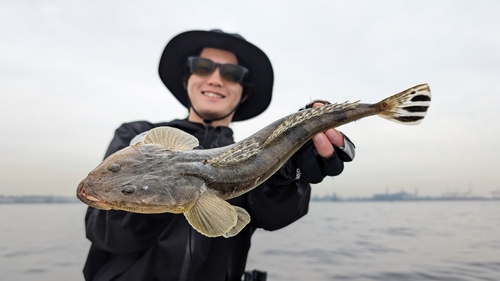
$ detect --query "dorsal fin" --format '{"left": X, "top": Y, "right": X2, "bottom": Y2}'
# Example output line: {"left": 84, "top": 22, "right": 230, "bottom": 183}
{"left": 208, "top": 138, "right": 260, "bottom": 167}
{"left": 143, "top": 126, "right": 199, "bottom": 151}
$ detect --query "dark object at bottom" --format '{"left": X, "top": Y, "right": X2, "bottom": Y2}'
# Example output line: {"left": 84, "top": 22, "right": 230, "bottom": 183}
{"left": 243, "top": 269, "right": 267, "bottom": 281}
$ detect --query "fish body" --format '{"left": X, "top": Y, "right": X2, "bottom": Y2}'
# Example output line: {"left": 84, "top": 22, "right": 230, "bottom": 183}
{"left": 78, "top": 84, "right": 431, "bottom": 237}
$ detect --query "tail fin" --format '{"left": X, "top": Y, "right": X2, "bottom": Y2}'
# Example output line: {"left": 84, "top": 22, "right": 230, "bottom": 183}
{"left": 377, "top": 84, "right": 431, "bottom": 125}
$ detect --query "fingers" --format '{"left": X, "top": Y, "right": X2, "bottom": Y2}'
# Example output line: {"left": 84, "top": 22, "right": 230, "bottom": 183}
{"left": 324, "top": 128, "right": 344, "bottom": 148}
{"left": 313, "top": 133, "right": 335, "bottom": 158}
{"left": 312, "top": 102, "right": 324, "bottom": 108}
{"left": 311, "top": 102, "right": 344, "bottom": 158}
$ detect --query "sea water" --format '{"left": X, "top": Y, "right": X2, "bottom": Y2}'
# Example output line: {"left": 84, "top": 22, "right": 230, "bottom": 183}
{"left": 1, "top": 201, "right": 499, "bottom": 281}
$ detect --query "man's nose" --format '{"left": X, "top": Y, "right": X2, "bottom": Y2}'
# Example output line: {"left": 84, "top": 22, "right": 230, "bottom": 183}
{"left": 206, "top": 66, "right": 224, "bottom": 86}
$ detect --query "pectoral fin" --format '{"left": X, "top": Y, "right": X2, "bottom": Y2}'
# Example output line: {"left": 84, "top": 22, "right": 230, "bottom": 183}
{"left": 184, "top": 191, "right": 238, "bottom": 237}
{"left": 223, "top": 206, "right": 251, "bottom": 238}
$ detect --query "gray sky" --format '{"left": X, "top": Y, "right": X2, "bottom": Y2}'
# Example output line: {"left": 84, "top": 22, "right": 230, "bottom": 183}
{"left": 1, "top": 0, "right": 499, "bottom": 198}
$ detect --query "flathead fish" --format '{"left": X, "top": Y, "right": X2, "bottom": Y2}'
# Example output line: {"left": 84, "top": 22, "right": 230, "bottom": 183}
{"left": 77, "top": 84, "right": 431, "bottom": 237}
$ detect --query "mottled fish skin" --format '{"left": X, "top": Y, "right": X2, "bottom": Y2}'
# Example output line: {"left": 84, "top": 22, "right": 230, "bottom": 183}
{"left": 77, "top": 84, "right": 431, "bottom": 237}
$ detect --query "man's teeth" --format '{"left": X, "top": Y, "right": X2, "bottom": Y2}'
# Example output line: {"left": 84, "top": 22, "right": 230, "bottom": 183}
{"left": 203, "top": 92, "right": 224, "bottom": 98}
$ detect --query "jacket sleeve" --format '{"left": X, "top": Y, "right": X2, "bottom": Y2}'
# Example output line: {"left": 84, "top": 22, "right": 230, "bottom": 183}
{"left": 85, "top": 121, "right": 167, "bottom": 253}
{"left": 245, "top": 171, "right": 311, "bottom": 231}
{"left": 244, "top": 133, "right": 355, "bottom": 230}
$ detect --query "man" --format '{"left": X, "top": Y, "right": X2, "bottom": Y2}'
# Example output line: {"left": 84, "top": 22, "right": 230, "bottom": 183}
{"left": 83, "top": 29, "right": 355, "bottom": 281}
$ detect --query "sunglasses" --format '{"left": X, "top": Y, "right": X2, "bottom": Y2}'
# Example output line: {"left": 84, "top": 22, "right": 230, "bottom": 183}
{"left": 187, "top": 57, "right": 249, "bottom": 83}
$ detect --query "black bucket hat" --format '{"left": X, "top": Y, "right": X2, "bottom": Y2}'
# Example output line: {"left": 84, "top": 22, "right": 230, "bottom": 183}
{"left": 158, "top": 29, "right": 274, "bottom": 121}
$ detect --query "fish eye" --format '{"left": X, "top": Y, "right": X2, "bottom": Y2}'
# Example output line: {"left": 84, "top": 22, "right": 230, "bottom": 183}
{"left": 121, "top": 185, "right": 136, "bottom": 195}
{"left": 108, "top": 164, "right": 121, "bottom": 173}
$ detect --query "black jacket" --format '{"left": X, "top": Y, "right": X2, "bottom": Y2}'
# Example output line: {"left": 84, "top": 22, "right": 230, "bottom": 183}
{"left": 83, "top": 119, "right": 353, "bottom": 281}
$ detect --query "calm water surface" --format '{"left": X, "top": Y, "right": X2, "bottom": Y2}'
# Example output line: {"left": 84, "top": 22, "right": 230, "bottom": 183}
{"left": 1, "top": 201, "right": 499, "bottom": 281}
{"left": 248, "top": 201, "right": 500, "bottom": 281}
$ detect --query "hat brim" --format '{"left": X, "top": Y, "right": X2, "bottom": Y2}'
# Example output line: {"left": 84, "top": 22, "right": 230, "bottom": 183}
{"left": 158, "top": 30, "right": 274, "bottom": 121}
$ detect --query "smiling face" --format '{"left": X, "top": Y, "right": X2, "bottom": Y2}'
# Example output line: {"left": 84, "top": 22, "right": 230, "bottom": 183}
{"left": 186, "top": 48, "right": 244, "bottom": 126}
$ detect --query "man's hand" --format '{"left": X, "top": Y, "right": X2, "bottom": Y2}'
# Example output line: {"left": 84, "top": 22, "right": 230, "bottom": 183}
{"left": 311, "top": 102, "right": 345, "bottom": 158}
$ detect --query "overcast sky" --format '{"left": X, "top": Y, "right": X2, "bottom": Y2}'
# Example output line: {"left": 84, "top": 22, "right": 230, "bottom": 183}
{"left": 1, "top": 0, "right": 499, "bottom": 198}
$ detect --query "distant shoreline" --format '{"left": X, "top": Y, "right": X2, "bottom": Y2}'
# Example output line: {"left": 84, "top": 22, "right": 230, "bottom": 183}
{"left": 312, "top": 197, "right": 500, "bottom": 202}
{"left": 1, "top": 194, "right": 498, "bottom": 204}
{"left": 0, "top": 195, "right": 80, "bottom": 204}
{"left": 313, "top": 190, "right": 500, "bottom": 202}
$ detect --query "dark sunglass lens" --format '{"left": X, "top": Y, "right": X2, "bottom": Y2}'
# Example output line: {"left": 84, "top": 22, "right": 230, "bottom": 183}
{"left": 220, "top": 64, "right": 244, "bottom": 83}
{"left": 191, "top": 58, "right": 215, "bottom": 76}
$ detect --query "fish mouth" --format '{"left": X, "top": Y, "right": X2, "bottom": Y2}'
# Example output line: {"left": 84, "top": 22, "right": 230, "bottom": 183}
{"left": 77, "top": 180, "right": 111, "bottom": 210}
{"left": 76, "top": 180, "right": 168, "bottom": 213}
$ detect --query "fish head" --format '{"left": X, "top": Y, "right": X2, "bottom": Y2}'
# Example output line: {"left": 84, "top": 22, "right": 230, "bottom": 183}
{"left": 77, "top": 143, "right": 202, "bottom": 214}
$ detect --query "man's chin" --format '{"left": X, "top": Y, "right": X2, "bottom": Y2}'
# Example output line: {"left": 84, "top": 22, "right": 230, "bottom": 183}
{"left": 194, "top": 108, "right": 234, "bottom": 120}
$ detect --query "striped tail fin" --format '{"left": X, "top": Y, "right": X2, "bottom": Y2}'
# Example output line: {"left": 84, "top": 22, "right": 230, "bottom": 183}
{"left": 377, "top": 84, "right": 431, "bottom": 125}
